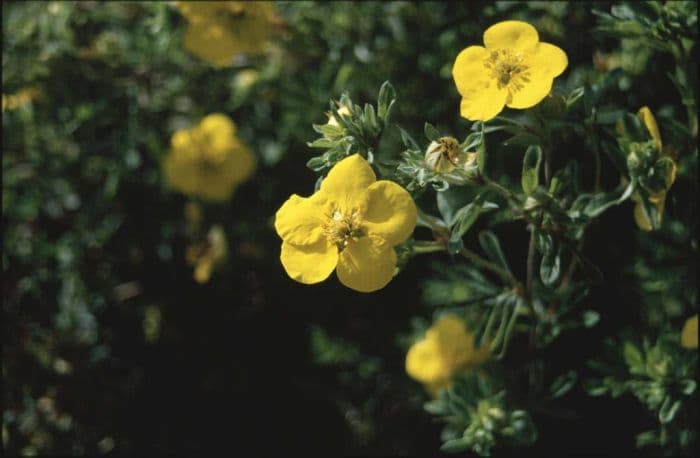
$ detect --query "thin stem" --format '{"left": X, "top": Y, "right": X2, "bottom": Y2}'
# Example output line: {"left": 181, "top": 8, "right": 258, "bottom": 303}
{"left": 459, "top": 247, "right": 517, "bottom": 286}
{"left": 483, "top": 177, "right": 522, "bottom": 207}
{"left": 411, "top": 240, "right": 446, "bottom": 255}
{"left": 544, "top": 146, "right": 552, "bottom": 187}
{"left": 525, "top": 227, "right": 537, "bottom": 294}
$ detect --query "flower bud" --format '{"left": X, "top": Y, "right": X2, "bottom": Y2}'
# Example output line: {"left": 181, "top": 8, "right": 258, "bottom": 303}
{"left": 326, "top": 105, "right": 352, "bottom": 127}
{"left": 424, "top": 136, "right": 475, "bottom": 174}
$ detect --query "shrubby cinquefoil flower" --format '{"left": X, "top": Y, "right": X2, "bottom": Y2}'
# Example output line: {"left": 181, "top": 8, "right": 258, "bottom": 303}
{"left": 175, "top": 1, "right": 275, "bottom": 67}
{"left": 406, "top": 315, "right": 489, "bottom": 396}
{"left": 186, "top": 225, "right": 228, "bottom": 284}
{"left": 162, "top": 114, "right": 256, "bottom": 201}
{"left": 681, "top": 315, "right": 698, "bottom": 349}
{"left": 452, "top": 20, "right": 568, "bottom": 121}
{"left": 630, "top": 106, "right": 677, "bottom": 231}
{"left": 274, "top": 154, "right": 417, "bottom": 292}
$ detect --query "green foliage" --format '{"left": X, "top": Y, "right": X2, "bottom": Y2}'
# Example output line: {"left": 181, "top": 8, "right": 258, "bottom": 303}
{"left": 3, "top": 0, "right": 698, "bottom": 456}
{"left": 425, "top": 374, "right": 537, "bottom": 456}
{"left": 586, "top": 332, "right": 698, "bottom": 454}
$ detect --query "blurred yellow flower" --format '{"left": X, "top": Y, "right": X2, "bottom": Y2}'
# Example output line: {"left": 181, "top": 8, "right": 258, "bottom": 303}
{"left": 2, "top": 87, "right": 40, "bottom": 111}
{"left": 162, "top": 113, "right": 256, "bottom": 202}
{"left": 274, "top": 154, "right": 417, "bottom": 292}
{"left": 175, "top": 1, "right": 275, "bottom": 67}
{"left": 406, "top": 315, "right": 489, "bottom": 397}
{"left": 452, "top": 20, "right": 568, "bottom": 121}
{"left": 186, "top": 225, "right": 228, "bottom": 284}
{"left": 681, "top": 314, "right": 698, "bottom": 349}
{"left": 632, "top": 106, "right": 677, "bottom": 231}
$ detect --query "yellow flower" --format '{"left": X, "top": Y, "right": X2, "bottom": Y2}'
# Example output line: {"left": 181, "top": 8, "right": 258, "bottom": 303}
{"left": 162, "top": 113, "right": 256, "bottom": 202}
{"left": 452, "top": 20, "right": 568, "bottom": 121}
{"left": 175, "top": 1, "right": 275, "bottom": 67}
{"left": 681, "top": 314, "right": 698, "bottom": 349}
{"left": 186, "top": 225, "right": 228, "bottom": 284}
{"left": 632, "top": 106, "right": 677, "bottom": 231}
{"left": 405, "top": 315, "right": 489, "bottom": 397}
{"left": 2, "top": 87, "right": 40, "bottom": 111}
{"left": 274, "top": 154, "right": 417, "bottom": 293}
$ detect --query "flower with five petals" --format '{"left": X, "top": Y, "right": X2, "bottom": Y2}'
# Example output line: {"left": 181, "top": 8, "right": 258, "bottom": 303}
{"left": 274, "top": 154, "right": 417, "bottom": 293}
{"left": 452, "top": 20, "right": 568, "bottom": 121}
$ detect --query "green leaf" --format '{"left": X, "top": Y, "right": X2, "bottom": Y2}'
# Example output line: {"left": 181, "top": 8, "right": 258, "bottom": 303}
{"left": 440, "top": 438, "right": 471, "bottom": 453}
{"left": 478, "top": 230, "right": 512, "bottom": 275}
{"left": 623, "top": 342, "right": 645, "bottom": 375}
{"left": 448, "top": 202, "right": 481, "bottom": 255}
{"left": 377, "top": 80, "right": 396, "bottom": 120}
{"left": 436, "top": 191, "right": 453, "bottom": 224}
{"left": 549, "top": 371, "right": 578, "bottom": 399}
{"left": 521, "top": 145, "right": 542, "bottom": 195}
{"left": 307, "top": 137, "right": 336, "bottom": 149}
{"left": 424, "top": 399, "right": 447, "bottom": 415}
{"left": 577, "top": 182, "right": 634, "bottom": 219}
{"left": 504, "top": 132, "right": 541, "bottom": 146}
{"left": 424, "top": 122, "right": 440, "bottom": 142}
{"left": 582, "top": 310, "right": 600, "bottom": 328}
{"left": 398, "top": 126, "right": 420, "bottom": 150}
{"left": 658, "top": 397, "right": 681, "bottom": 424}
{"left": 539, "top": 238, "right": 561, "bottom": 287}
{"left": 364, "top": 103, "right": 378, "bottom": 133}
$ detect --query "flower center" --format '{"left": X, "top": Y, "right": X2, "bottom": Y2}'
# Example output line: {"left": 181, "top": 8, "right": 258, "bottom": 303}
{"left": 322, "top": 208, "right": 364, "bottom": 250}
{"left": 484, "top": 48, "right": 530, "bottom": 92}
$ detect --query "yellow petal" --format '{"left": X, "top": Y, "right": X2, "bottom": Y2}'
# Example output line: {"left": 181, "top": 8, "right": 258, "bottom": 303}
{"left": 507, "top": 43, "right": 567, "bottom": 109}
{"left": 224, "top": 142, "right": 257, "bottom": 184}
{"left": 199, "top": 113, "right": 237, "bottom": 143}
{"left": 633, "top": 201, "right": 653, "bottom": 231}
{"left": 183, "top": 22, "right": 239, "bottom": 67}
{"left": 459, "top": 83, "right": 508, "bottom": 121}
{"left": 681, "top": 315, "right": 698, "bottom": 349}
{"left": 320, "top": 154, "right": 376, "bottom": 197}
{"left": 162, "top": 152, "right": 199, "bottom": 195}
{"left": 363, "top": 180, "right": 417, "bottom": 246}
{"left": 280, "top": 239, "right": 338, "bottom": 285}
{"left": 452, "top": 46, "right": 489, "bottom": 96}
{"left": 483, "top": 20, "right": 539, "bottom": 53}
{"left": 194, "top": 259, "right": 213, "bottom": 283}
{"left": 637, "top": 106, "right": 663, "bottom": 152}
{"left": 336, "top": 236, "right": 397, "bottom": 292}
{"left": 405, "top": 337, "right": 449, "bottom": 384}
{"left": 274, "top": 194, "right": 327, "bottom": 245}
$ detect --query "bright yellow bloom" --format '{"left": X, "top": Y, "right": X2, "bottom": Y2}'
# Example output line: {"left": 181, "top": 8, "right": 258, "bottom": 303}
{"left": 681, "top": 314, "right": 698, "bottom": 349}
{"left": 452, "top": 20, "right": 568, "bottom": 121}
{"left": 2, "top": 87, "right": 40, "bottom": 111}
{"left": 186, "top": 225, "right": 228, "bottom": 283}
{"left": 406, "top": 315, "right": 489, "bottom": 397}
{"left": 162, "top": 114, "right": 256, "bottom": 201}
{"left": 274, "top": 154, "right": 417, "bottom": 293}
{"left": 175, "top": 1, "right": 275, "bottom": 67}
{"left": 632, "top": 106, "right": 677, "bottom": 231}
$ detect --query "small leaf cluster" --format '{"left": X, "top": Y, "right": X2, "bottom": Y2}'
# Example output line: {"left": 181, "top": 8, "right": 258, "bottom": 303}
{"left": 586, "top": 333, "right": 698, "bottom": 454}
{"left": 424, "top": 374, "right": 537, "bottom": 457}
{"left": 306, "top": 81, "right": 396, "bottom": 173}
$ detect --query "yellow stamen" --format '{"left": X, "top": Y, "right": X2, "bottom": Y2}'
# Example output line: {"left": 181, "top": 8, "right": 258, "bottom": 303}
{"left": 484, "top": 49, "right": 530, "bottom": 92}
{"left": 322, "top": 208, "right": 364, "bottom": 250}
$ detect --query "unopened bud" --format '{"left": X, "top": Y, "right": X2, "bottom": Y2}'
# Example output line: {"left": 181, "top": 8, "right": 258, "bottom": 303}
{"left": 425, "top": 136, "right": 474, "bottom": 174}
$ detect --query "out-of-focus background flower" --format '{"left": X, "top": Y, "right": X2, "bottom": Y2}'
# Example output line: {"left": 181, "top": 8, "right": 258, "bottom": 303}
{"left": 3, "top": 1, "right": 697, "bottom": 456}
